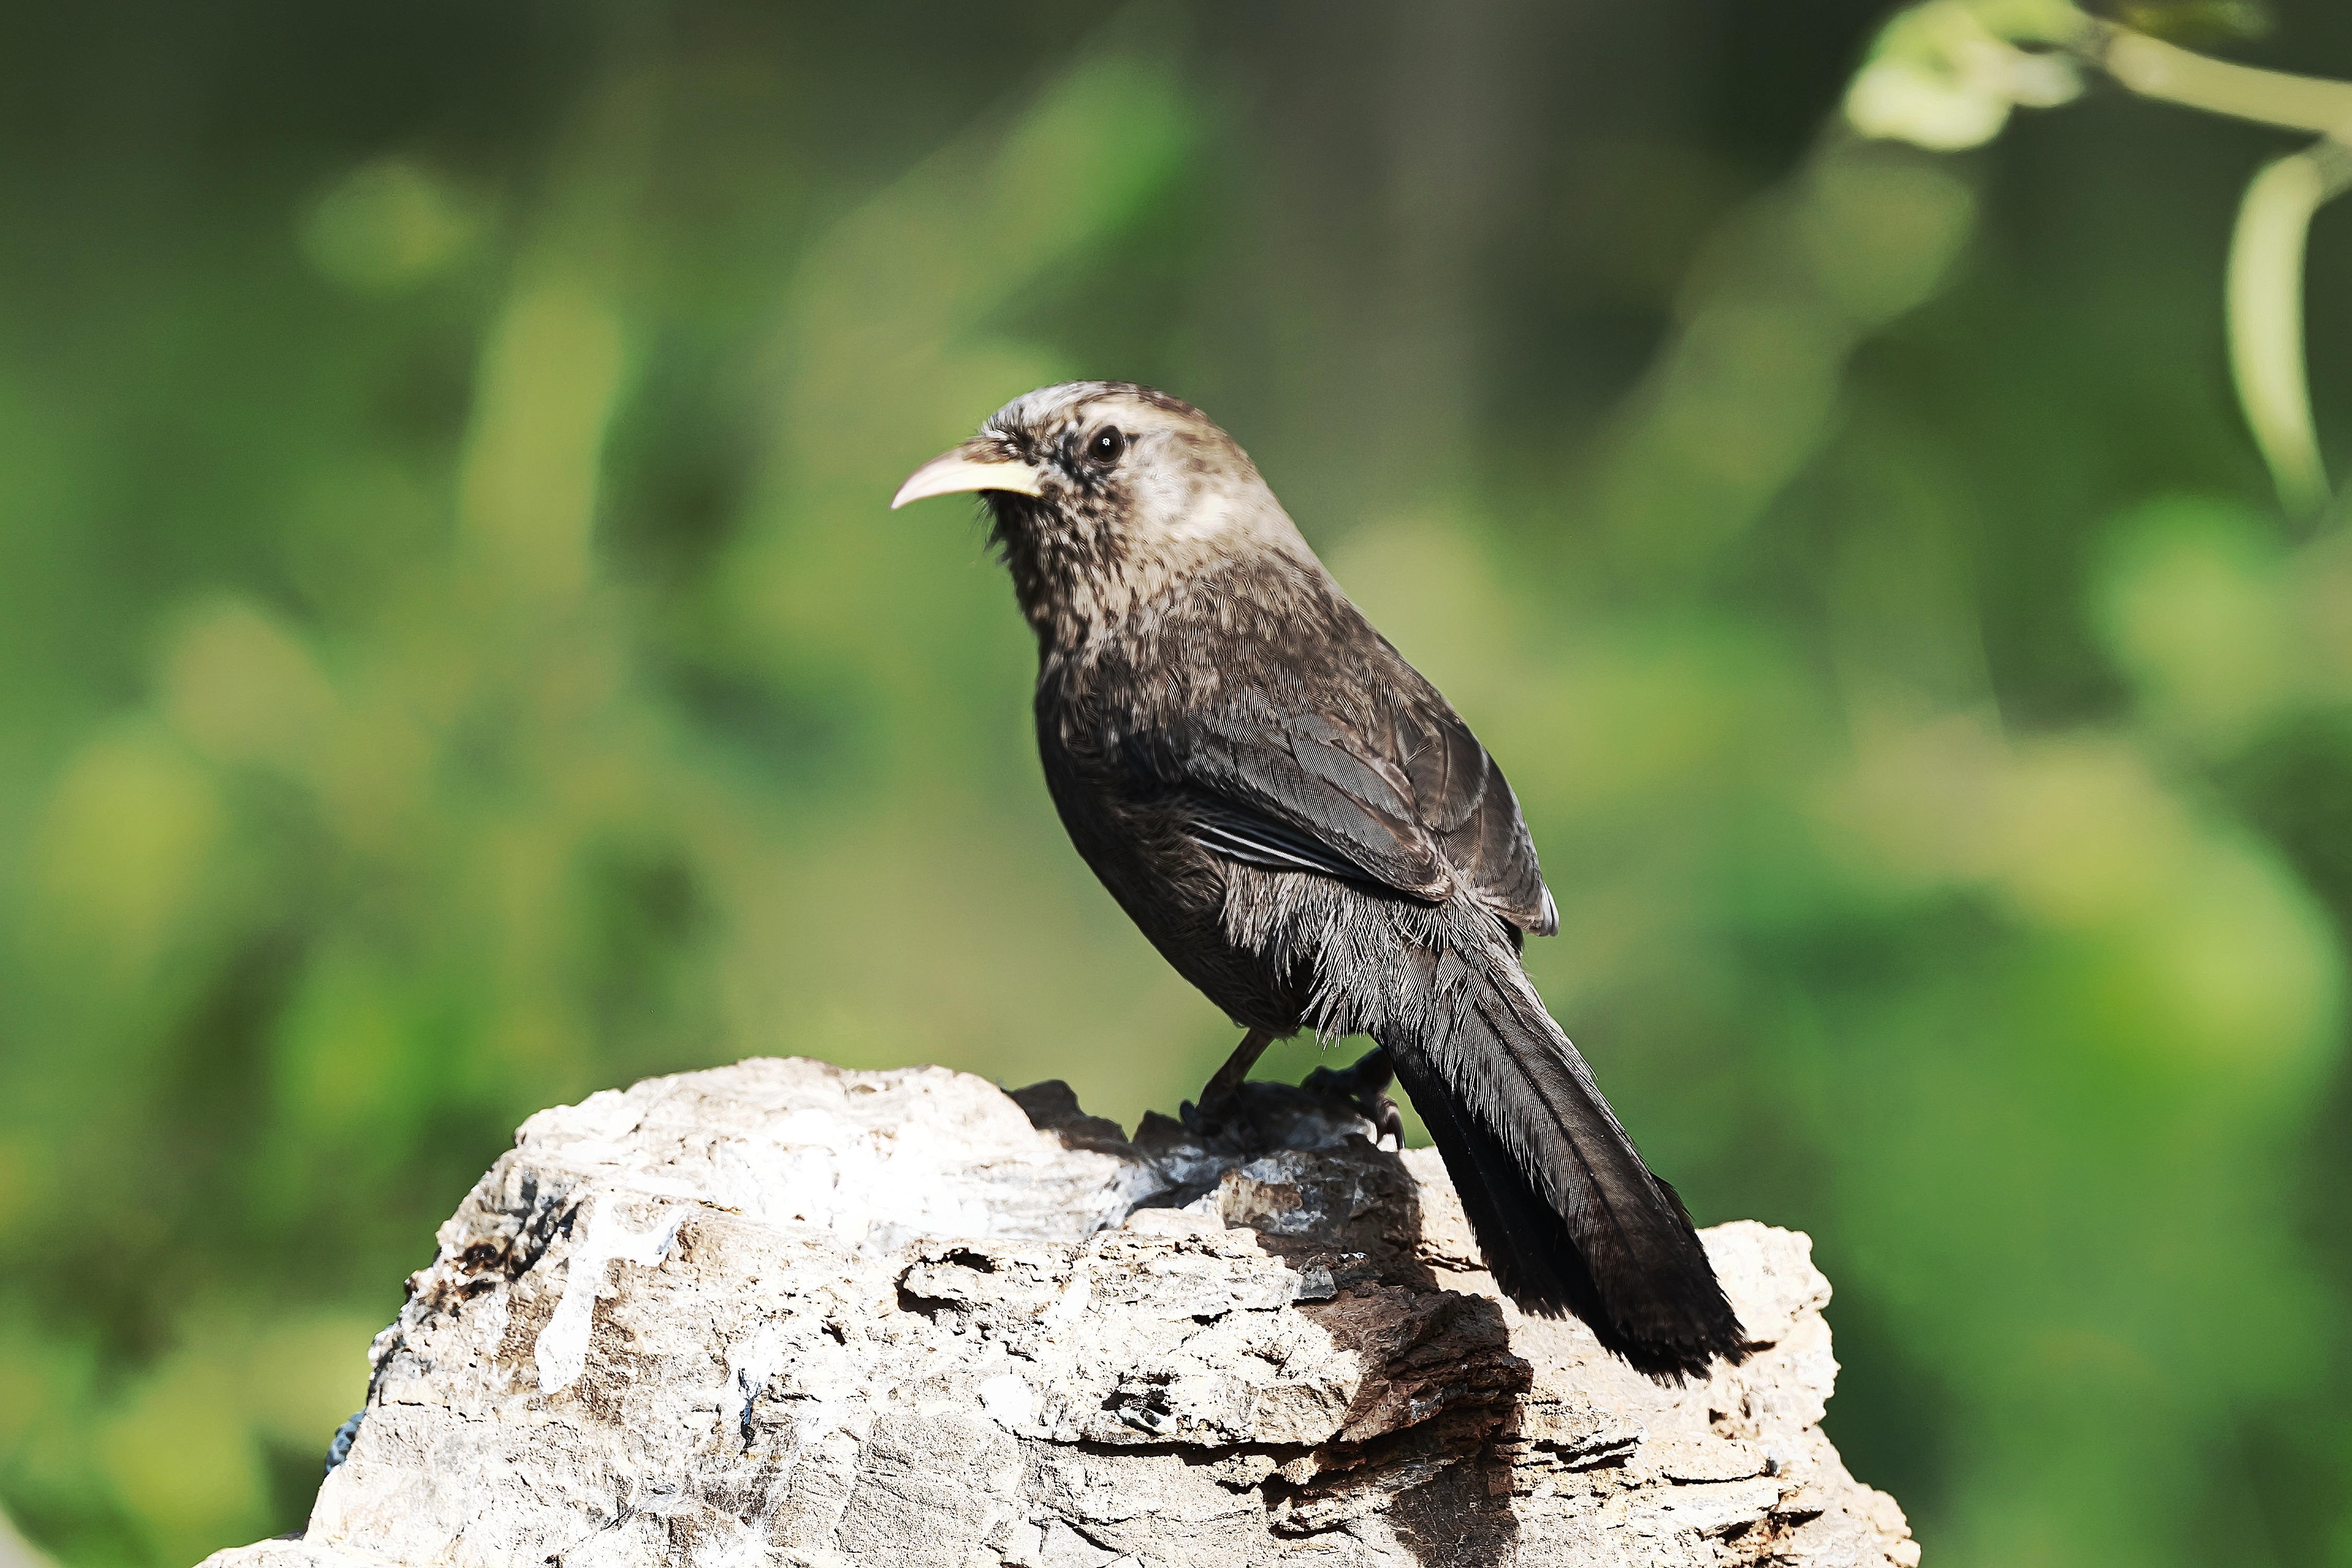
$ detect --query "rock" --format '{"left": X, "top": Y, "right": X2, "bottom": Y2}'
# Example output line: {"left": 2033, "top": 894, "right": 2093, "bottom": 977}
{"left": 199, "top": 1057, "right": 1916, "bottom": 1568}
{"left": 1, "top": 1511, "right": 55, "bottom": 1568}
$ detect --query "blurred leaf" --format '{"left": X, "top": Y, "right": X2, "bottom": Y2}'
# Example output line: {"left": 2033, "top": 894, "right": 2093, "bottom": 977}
{"left": 299, "top": 159, "right": 484, "bottom": 297}
{"left": 2093, "top": 495, "right": 2295, "bottom": 746}
{"left": 97, "top": 1360, "right": 267, "bottom": 1566}
{"left": 31, "top": 727, "right": 226, "bottom": 985}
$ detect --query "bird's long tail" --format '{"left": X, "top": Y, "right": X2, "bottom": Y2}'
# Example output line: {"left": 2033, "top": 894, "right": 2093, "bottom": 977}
{"left": 1367, "top": 928, "right": 1744, "bottom": 1379}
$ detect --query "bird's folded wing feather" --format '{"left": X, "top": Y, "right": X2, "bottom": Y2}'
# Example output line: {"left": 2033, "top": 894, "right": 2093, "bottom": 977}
{"left": 1136, "top": 708, "right": 1450, "bottom": 899}
{"left": 1133, "top": 696, "right": 1557, "bottom": 933}
{"left": 1180, "top": 794, "right": 1374, "bottom": 882}
{"left": 1386, "top": 700, "right": 1556, "bottom": 935}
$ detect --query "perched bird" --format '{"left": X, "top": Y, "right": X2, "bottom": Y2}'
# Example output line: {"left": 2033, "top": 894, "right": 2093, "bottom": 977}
{"left": 893, "top": 382, "right": 1744, "bottom": 1378}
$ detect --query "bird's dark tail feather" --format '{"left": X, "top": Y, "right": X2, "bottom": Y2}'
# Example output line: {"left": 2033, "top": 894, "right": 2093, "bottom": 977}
{"left": 1374, "top": 939, "right": 1745, "bottom": 1381}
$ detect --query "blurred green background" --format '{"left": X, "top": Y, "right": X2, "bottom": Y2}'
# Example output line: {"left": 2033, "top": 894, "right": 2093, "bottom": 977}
{"left": 3, "top": 1, "right": 2350, "bottom": 1564}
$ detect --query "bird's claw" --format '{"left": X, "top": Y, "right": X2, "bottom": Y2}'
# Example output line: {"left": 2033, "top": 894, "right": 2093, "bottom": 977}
{"left": 1180, "top": 1093, "right": 1263, "bottom": 1154}
{"left": 1301, "top": 1048, "right": 1403, "bottom": 1151}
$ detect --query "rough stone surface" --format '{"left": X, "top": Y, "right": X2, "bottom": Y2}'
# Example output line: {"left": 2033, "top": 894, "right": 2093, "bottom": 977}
{"left": 1, "top": 1512, "right": 54, "bottom": 1568}
{"left": 200, "top": 1057, "right": 1916, "bottom": 1568}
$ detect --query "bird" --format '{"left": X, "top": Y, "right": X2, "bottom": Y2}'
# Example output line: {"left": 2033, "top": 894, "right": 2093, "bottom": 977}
{"left": 892, "top": 381, "right": 1744, "bottom": 1379}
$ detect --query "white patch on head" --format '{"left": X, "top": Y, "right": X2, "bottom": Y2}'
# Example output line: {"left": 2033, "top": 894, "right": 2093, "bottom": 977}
{"left": 981, "top": 382, "right": 1324, "bottom": 641}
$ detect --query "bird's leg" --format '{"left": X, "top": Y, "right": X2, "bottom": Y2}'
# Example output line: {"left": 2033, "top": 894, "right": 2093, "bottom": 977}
{"left": 1302, "top": 1046, "right": 1405, "bottom": 1150}
{"left": 1198, "top": 1028, "right": 1272, "bottom": 1112}
{"left": 1182, "top": 1028, "right": 1273, "bottom": 1140}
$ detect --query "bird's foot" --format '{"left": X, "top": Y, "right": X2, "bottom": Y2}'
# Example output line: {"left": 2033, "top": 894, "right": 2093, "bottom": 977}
{"left": 1301, "top": 1047, "right": 1403, "bottom": 1151}
{"left": 1178, "top": 1090, "right": 1267, "bottom": 1155}
{"left": 1179, "top": 1027, "right": 1278, "bottom": 1154}
{"left": 1177, "top": 1043, "right": 1400, "bottom": 1154}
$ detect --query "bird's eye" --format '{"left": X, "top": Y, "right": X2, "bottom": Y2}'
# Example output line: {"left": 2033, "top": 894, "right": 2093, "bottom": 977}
{"left": 1087, "top": 427, "right": 1126, "bottom": 465}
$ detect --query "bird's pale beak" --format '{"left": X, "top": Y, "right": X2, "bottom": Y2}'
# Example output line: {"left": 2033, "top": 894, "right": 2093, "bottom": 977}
{"left": 890, "top": 440, "right": 1045, "bottom": 510}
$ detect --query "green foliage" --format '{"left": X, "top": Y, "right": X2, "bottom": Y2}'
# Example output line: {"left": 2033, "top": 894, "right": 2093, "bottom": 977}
{"left": 1, "top": 4, "right": 2349, "bottom": 1565}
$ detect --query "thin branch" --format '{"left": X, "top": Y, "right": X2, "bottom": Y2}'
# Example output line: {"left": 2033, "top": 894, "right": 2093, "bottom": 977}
{"left": 2227, "top": 140, "right": 2352, "bottom": 520}
{"left": 2088, "top": 24, "right": 2352, "bottom": 139}
{"left": 1848, "top": 6, "right": 2352, "bottom": 515}
{"left": 2071, "top": 20, "right": 2352, "bottom": 520}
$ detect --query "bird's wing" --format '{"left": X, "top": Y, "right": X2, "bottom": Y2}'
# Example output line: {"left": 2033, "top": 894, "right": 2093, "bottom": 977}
{"left": 1140, "top": 707, "right": 1454, "bottom": 900}
{"left": 1143, "top": 692, "right": 1557, "bottom": 935}
{"left": 1383, "top": 694, "right": 1557, "bottom": 936}
{"left": 1180, "top": 792, "right": 1377, "bottom": 882}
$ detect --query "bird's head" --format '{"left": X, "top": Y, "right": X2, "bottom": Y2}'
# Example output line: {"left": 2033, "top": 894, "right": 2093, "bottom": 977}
{"left": 892, "top": 381, "right": 1317, "bottom": 644}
